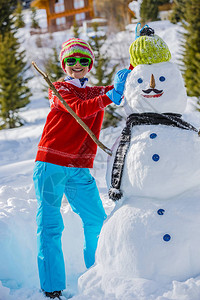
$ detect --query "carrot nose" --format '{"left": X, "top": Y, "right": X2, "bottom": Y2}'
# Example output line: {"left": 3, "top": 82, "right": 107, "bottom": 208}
{"left": 150, "top": 74, "right": 155, "bottom": 88}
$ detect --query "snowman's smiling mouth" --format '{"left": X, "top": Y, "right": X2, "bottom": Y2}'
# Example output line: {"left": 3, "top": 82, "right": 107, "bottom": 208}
{"left": 142, "top": 93, "right": 164, "bottom": 98}
{"left": 142, "top": 88, "right": 164, "bottom": 98}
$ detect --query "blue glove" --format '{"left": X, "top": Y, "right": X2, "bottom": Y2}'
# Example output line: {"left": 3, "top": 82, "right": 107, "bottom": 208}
{"left": 114, "top": 69, "right": 131, "bottom": 95}
{"left": 106, "top": 69, "right": 131, "bottom": 105}
{"left": 106, "top": 88, "right": 123, "bottom": 105}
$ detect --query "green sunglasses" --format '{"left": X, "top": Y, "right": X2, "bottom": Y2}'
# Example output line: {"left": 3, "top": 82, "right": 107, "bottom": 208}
{"left": 64, "top": 57, "right": 91, "bottom": 67}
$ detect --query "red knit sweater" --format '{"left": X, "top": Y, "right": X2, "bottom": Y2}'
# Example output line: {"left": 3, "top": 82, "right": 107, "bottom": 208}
{"left": 35, "top": 80, "right": 113, "bottom": 168}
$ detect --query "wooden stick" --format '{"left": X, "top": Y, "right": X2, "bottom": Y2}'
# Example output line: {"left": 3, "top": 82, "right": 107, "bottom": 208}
{"left": 32, "top": 61, "right": 112, "bottom": 156}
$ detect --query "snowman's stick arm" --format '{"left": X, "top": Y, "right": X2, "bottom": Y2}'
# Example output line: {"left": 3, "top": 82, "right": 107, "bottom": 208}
{"left": 32, "top": 61, "right": 112, "bottom": 156}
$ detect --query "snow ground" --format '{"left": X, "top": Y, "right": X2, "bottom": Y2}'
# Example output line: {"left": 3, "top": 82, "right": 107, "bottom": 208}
{"left": 1, "top": 8, "right": 200, "bottom": 300}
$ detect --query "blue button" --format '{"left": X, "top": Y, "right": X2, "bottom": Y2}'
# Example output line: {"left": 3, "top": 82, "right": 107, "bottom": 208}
{"left": 163, "top": 234, "right": 171, "bottom": 242}
{"left": 152, "top": 154, "right": 160, "bottom": 161}
{"left": 150, "top": 133, "right": 157, "bottom": 139}
{"left": 157, "top": 209, "right": 165, "bottom": 215}
{"left": 138, "top": 78, "right": 143, "bottom": 84}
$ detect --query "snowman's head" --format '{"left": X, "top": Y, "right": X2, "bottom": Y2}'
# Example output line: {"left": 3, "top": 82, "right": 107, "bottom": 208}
{"left": 123, "top": 62, "right": 187, "bottom": 114}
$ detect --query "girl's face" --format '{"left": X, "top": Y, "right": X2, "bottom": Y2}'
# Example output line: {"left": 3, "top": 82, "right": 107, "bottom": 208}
{"left": 65, "top": 56, "right": 89, "bottom": 79}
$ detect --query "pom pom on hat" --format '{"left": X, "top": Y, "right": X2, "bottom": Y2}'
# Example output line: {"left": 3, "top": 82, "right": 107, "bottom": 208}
{"left": 129, "top": 24, "right": 171, "bottom": 67}
{"left": 59, "top": 38, "right": 95, "bottom": 72}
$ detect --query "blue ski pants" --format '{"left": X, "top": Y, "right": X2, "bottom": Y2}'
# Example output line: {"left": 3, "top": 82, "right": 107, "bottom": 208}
{"left": 33, "top": 161, "right": 107, "bottom": 293}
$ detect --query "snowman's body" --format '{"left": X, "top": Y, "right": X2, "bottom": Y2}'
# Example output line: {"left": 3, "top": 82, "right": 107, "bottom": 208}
{"left": 107, "top": 124, "right": 200, "bottom": 200}
{"left": 78, "top": 61, "right": 200, "bottom": 296}
{"left": 103, "top": 124, "right": 200, "bottom": 284}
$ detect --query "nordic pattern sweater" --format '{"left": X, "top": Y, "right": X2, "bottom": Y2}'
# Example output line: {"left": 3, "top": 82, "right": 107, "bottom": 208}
{"left": 35, "top": 80, "right": 113, "bottom": 168}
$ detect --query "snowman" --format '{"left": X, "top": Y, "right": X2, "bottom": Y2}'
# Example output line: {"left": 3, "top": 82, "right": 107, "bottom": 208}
{"left": 78, "top": 26, "right": 200, "bottom": 298}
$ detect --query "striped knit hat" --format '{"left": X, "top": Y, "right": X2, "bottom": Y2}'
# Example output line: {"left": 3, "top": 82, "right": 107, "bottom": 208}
{"left": 60, "top": 38, "right": 95, "bottom": 72}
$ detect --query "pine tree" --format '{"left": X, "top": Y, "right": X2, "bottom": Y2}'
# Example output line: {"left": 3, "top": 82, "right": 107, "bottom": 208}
{"left": 140, "top": 0, "right": 159, "bottom": 23}
{"left": 170, "top": 0, "right": 186, "bottom": 24}
{"left": 14, "top": 1, "right": 25, "bottom": 28}
{"left": 140, "top": 0, "right": 170, "bottom": 23}
{"left": 89, "top": 23, "right": 121, "bottom": 128}
{"left": 102, "top": 106, "right": 123, "bottom": 128}
{"left": 43, "top": 47, "right": 65, "bottom": 96}
{"left": 0, "top": 0, "right": 16, "bottom": 36}
{"left": 0, "top": 30, "right": 31, "bottom": 129}
{"left": 72, "top": 18, "right": 79, "bottom": 38}
{"left": 44, "top": 47, "right": 64, "bottom": 82}
{"left": 89, "top": 23, "right": 118, "bottom": 86}
{"left": 182, "top": 0, "right": 200, "bottom": 102}
{"left": 31, "top": 7, "right": 40, "bottom": 29}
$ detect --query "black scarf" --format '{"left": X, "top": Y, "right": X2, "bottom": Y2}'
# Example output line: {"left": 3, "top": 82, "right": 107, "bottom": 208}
{"left": 109, "top": 112, "right": 198, "bottom": 201}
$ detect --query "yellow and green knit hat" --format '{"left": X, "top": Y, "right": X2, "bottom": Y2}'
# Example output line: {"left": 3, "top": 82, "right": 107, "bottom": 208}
{"left": 129, "top": 25, "right": 171, "bottom": 67}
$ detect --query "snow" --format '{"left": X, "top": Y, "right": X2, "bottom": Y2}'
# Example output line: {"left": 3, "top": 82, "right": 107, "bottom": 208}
{"left": 1, "top": 8, "right": 200, "bottom": 300}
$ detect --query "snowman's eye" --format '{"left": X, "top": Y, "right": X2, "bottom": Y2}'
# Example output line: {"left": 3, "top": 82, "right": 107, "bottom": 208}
{"left": 159, "top": 76, "right": 165, "bottom": 82}
{"left": 137, "top": 78, "right": 143, "bottom": 84}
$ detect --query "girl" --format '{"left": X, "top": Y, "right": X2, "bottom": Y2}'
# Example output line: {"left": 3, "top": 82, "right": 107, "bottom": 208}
{"left": 33, "top": 38, "right": 128, "bottom": 299}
